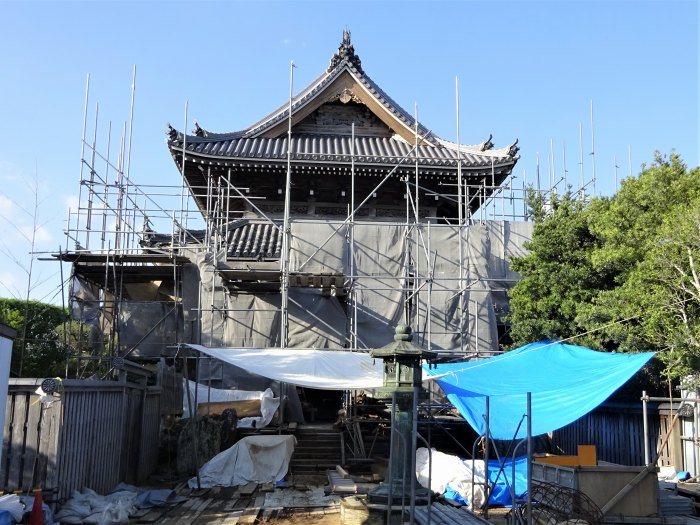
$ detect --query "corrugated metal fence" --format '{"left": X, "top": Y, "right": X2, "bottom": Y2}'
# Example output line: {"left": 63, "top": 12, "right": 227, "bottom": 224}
{"left": 551, "top": 402, "right": 663, "bottom": 466}
{"left": 2, "top": 378, "right": 161, "bottom": 502}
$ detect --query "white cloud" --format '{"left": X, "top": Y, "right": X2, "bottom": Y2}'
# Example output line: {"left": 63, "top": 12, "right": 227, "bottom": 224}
{"left": 65, "top": 194, "right": 80, "bottom": 213}
{"left": 0, "top": 194, "right": 15, "bottom": 214}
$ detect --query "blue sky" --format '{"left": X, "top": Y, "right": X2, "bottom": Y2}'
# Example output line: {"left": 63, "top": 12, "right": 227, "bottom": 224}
{"left": 0, "top": 0, "right": 698, "bottom": 304}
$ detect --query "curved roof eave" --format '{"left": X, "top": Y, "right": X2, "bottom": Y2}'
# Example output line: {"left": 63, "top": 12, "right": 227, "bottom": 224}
{"left": 167, "top": 143, "right": 517, "bottom": 172}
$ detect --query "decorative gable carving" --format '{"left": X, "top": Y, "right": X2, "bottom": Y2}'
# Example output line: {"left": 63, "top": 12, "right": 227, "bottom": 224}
{"left": 293, "top": 101, "right": 394, "bottom": 137}
{"left": 327, "top": 28, "right": 364, "bottom": 75}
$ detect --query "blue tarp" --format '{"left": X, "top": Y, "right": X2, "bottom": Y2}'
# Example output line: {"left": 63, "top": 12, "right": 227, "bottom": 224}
{"left": 442, "top": 456, "right": 528, "bottom": 507}
{"left": 424, "top": 341, "right": 655, "bottom": 440}
{"left": 489, "top": 455, "right": 528, "bottom": 506}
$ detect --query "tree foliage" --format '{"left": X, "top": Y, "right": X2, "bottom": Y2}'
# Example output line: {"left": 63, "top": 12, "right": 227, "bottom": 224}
{"left": 508, "top": 152, "right": 700, "bottom": 383}
{"left": 0, "top": 298, "right": 68, "bottom": 377}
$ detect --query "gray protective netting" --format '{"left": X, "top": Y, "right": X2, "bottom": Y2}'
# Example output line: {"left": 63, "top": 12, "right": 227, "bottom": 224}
{"left": 69, "top": 220, "right": 532, "bottom": 357}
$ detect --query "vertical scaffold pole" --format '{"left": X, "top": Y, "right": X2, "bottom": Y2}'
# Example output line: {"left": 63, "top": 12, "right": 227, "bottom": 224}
{"left": 124, "top": 65, "right": 136, "bottom": 252}
{"left": 456, "top": 76, "right": 465, "bottom": 354}
{"left": 350, "top": 122, "right": 356, "bottom": 348}
{"left": 85, "top": 102, "right": 99, "bottom": 249}
{"left": 76, "top": 73, "right": 90, "bottom": 248}
{"left": 590, "top": 99, "right": 596, "bottom": 196}
{"left": 281, "top": 61, "right": 294, "bottom": 348}
{"left": 527, "top": 392, "right": 532, "bottom": 525}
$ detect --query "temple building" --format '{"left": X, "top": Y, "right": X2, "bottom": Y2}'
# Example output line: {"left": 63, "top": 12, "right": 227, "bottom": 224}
{"left": 65, "top": 30, "right": 532, "bottom": 420}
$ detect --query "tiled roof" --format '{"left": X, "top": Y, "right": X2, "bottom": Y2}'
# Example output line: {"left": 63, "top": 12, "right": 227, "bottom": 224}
{"left": 169, "top": 132, "right": 517, "bottom": 169}
{"left": 227, "top": 220, "right": 282, "bottom": 259}
{"left": 140, "top": 221, "right": 282, "bottom": 260}
{"left": 167, "top": 32, "right": 519, "bottom": 170}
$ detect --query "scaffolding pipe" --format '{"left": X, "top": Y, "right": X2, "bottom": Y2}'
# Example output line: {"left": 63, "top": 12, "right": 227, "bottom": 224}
{"left": 76, "top": 73, "right": 90, "bottom": 246}
{"left": 642, "top": 390, "right": 650, "bottom": 465}
{"left": 280, "top": 61, "right": 294, "bottom": 348}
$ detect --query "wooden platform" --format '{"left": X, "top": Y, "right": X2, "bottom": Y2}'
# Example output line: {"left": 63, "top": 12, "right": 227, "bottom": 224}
{"left": 133, "top": 477, "right": 342, "bottom": 525}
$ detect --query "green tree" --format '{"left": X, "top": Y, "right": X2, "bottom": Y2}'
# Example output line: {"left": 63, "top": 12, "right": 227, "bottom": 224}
{"left": 507, "top": 153, "right": 700, "bottom": 383}
{"left": 0, "top": 298, "right": 68, "bottom": 377}
{"left": 507, "top": 190, "right": 611, "bottom": 348}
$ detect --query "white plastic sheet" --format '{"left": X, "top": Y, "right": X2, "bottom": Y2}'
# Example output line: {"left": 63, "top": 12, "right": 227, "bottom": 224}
{"left": 190, "top": 435, "right": 296, "bottom": 488}
{"left": 182, "top": 381, "right": 280, "bottom": 428}
{"left": 415, "top": 447, "right": 486, "bottom": 509}
{"left": 186, "top": 345, "right": 383, "bottom": 390}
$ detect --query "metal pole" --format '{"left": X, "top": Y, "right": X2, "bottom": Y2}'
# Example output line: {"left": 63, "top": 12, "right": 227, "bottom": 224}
{"left": 101, "top": 120, "right": 112, "bottom": 251}
{"left": 85, "top": 102, "right": 99, "bottom": 249}
{"left": 386, "top": 391, "right": 396, "bottom": 523}
{"left": 76, "top": 73, "right": 90, "bottom": 247}
{"left": 414, "top": 102, "right": 420, "bottom": 222}
{"left": 527, "top": 392, "right": 532, "bottom": 525}
{"left": 694, "top": 387, "right": 699, "bottom": 478}
{"left": 562, "top": 141, "right": 568, "bottom": 190}
{"left": 350, "top": 123, "right": 356, "bottom": 349}
{"left": 123, "top": 65, "right": 136, "bottom": 251}
{"left": 281, "top": 61, "right": 294, "bottom": 348}
{"left": 549, "top": 138, "right": 555, "bottom": 191}
{"left": 179, "top": 103, "right": 189, "bottom": 245}
{"left": 579, "top": 122, "right": 585, "bottom": 197}
{"left": 409, "top": 385, "right": 419, "bottom": 525}
{"left": 456, "top": 77, "right": 465, "bottom": 354}
{"left": 484, "top": 396, "right": 490, "bottom": 519}
{"left": 115, "top": 122, "right": 126, "bottom": 250}
{"left": 590, "top": 100, "right": 596, "bottom": 196}
{"left": 642, "top": 390, "right": 650, "bottom": 465}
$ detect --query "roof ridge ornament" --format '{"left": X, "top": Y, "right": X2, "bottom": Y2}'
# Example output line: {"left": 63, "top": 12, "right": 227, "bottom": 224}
{"left": 166, "top": 123, "right": 179, "bottom": 142}
{"left": 328, "top": 28, "right": 364, "bottom": 75}
{"left": 193, "top": 121, "right": 206, "bottom": 137}
{"left": 479, "top": 134, "right": 494, "bottom": 151}
{"left": 508, "top": 138, "right": 520, "bottom": 157}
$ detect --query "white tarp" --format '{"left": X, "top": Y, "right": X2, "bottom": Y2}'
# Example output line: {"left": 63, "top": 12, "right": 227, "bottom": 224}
{"left": 189, "top": 435, "right": 296, "bottom": 488}
{"left": 415, "top": 447, "right": 486, "bottom": 509}
{"left": 187, "top": 344, "right": 383, "bottom": 390}
{"left": 182, "top": 381, "right": 280, "bottom": 428}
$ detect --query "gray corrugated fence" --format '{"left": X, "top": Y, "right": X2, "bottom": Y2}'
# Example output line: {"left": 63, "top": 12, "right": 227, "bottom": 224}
{"left": 551, "top": 402, "right": 662, "bottom": 466}
{"left": 2, "top": 378, "right": 161, "bottom": 501}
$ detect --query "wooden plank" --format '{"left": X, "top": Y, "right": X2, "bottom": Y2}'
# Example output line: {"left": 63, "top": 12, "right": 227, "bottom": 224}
{"left": 169, "top": 496, "right": 212, "bottom": 525}
{"left": 72, "top": 391, "right": 88, "bottom": 493}
{"left": 190, "top": 499, "right": 235, "bottom": 525}
{"left": 1, "top": 391, "right": 14, "bottom": 488}
{"left": 133, "top": 498, "right": 190, "bottom": 524}
{"left": 159, "top": 496, "right": 198, "bottom": 524}
{"left": 197, "top": 400, "right": 261, "bottom": 418}
{"left": 42, "top": 401, "right": 61, "bottom": 492}
{"left": 238, "top": 482, "right": 258, "bottom": 496}
{"left": 237, "top": 505, "right": 261, "bottom": 525}
{"left": 219, "top": 509, "right": 244, "bottom": 525}
{"left": 222, "top": 497, "right": 240, "bottom": 512}
{"left": 84, "top": 390, "right": 97, "bottom": 490}
{"left": 261, "top": 507, "right": 282, "bottom": 521}
{"left": 7, "top": 394, "right": 28, "bottom": 491}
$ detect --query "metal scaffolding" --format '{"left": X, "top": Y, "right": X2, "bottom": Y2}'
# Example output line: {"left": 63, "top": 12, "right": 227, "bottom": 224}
{"left": 58, "top": 67, "right": 597, "bottom": 377}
